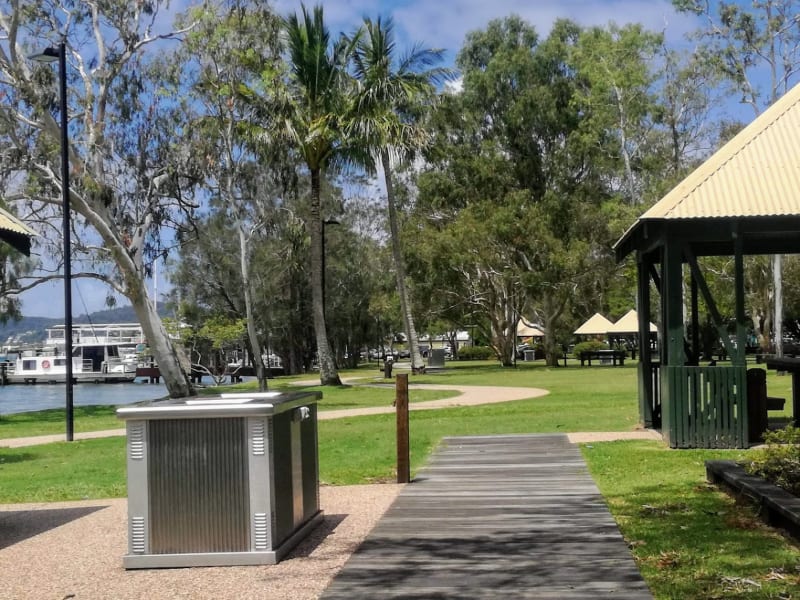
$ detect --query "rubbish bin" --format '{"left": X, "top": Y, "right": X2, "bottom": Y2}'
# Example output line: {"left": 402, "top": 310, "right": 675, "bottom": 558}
{"left": 746, "top": 368, "right": 768, "bottom": 444}
{"left": 116, "top": 390, "right": 323, "bottom": 568}
{"left": 383, "top": 358, "right": 393, "bottom": 378}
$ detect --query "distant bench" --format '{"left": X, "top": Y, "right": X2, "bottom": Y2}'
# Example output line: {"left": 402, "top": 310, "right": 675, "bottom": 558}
{"left": 579, "top": 350, "right": 626, "bottom": 367}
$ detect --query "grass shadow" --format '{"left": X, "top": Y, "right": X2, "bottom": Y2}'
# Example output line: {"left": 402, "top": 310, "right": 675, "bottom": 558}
{"left": 0, "top": 451, "right": 36, "bottom": 464}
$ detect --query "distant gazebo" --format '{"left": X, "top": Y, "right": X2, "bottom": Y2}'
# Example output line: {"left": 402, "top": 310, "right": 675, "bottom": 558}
{"left": 573, "top": 313, "right": 613, "bottom": 338}
{"left": 517, "top": 318, "right": 545, "bottom": 342}
{"left": 615, "top": 82, "right": 800, "bottom": 449}
{"left": 606, "top": 309, "right": 657, "bottom": 354}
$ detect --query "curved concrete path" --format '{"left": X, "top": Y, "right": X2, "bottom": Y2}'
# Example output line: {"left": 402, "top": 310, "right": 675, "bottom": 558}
{"left": 318, "top": 383, "right": 548, "bottom": 420}
{"left": 0, "top": 382, "right": 662, "bottom": 447}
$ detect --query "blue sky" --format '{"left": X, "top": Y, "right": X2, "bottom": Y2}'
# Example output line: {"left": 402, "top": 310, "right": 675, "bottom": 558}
{"left": 18, "top": 1, "right": 702, "bottom": 318}
{"left": 275, "top": 0, "right": 698, "bottom": 60}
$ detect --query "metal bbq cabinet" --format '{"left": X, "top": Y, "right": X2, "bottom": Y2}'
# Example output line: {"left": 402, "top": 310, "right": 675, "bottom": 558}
{"left": 116, "top": 390, "right": 323, "bottom": 568}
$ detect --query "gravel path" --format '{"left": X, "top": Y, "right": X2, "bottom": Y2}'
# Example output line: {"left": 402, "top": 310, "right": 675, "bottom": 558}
{"left": 0, "top": 485, "right": 403, "bottom": 600}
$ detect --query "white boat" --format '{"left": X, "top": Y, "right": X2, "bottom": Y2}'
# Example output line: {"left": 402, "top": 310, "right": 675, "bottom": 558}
{"left": 0, "top": 324, "right": 143, "bottom": 383}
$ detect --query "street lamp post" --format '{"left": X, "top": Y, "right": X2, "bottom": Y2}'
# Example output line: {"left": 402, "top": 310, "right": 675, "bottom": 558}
{"left": 31, "top": 42, "right": 73, "bottom": 441}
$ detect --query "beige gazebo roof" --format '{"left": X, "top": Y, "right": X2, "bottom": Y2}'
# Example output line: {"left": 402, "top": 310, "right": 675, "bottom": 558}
{"left": 643, "top": 82, "right": 800, "bottom": 220}
{"left": 0, "top": 207, "right": 34, "bottom": 255}
{"left": 573, "top": 313, "right": 614, "bottom": 336}
{"left": 607, "top": 309, "right": 657, "bottom": 334}
{"left": 516, "top": 319, "right": 545, "bottom": 338}
{"left": 615, "top": 80, "right": 800, "bottom": 260}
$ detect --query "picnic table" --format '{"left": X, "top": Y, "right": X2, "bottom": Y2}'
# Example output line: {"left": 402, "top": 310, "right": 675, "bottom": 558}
{"left": 579, "top": 349, "right": 626, "bottom": 366}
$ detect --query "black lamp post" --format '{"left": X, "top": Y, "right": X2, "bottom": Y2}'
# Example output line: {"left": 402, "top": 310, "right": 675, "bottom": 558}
{"left": 31, "top": 42, "right": 73, "bottom": 441}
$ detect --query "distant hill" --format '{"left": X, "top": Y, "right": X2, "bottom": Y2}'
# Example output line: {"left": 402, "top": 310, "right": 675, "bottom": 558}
{"left": 0, "top": 304, "right": 169, "bottom": 346}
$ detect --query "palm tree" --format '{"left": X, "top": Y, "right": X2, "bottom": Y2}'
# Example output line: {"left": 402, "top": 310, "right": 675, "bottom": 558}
{"left": 349, "top": 16, "right": 451, "bottom": 373}
{"left": 284, "top": 4, "right": 357, "bottom": 385}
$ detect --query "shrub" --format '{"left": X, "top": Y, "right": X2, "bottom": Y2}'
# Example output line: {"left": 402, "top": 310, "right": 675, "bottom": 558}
{"left": 572, "top": 340, "right": 609, "bottom": 358}
{"left": 457, "top": 346, "right": 495, "bottom": 361}
{"left": 743, "top": 426, "right": 800, "bottom": 495}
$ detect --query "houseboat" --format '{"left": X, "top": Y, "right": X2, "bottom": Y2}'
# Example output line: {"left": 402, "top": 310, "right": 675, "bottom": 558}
{"left": 0, "top": 323, "right": 145, "bottom": 384}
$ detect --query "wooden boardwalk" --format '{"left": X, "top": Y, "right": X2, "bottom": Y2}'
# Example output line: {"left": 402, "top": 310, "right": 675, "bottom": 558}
{"left": 322, "top": 434, "right": 652, "bottom": 599}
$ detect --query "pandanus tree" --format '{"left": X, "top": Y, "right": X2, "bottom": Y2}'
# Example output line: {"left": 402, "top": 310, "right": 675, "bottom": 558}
{"left": 348, "top": 16, "right": 451, "bottom": 373}
{"left": 283, "top": 4, "right": 358, "bottom": 385}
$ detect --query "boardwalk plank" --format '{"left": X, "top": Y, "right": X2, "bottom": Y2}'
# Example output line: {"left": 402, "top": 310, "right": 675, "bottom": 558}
{"left": 321, "top": 434, "right": 651, "bottom": 599}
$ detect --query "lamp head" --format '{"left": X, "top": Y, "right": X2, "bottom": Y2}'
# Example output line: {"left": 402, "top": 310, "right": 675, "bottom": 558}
{"left": 29, "top": 47, "right": 60, "bottom": 64}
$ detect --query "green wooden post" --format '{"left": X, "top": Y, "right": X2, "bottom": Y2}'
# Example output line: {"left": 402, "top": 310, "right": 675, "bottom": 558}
{"left": 663, "top": 241, "right": 685, "bottom": 368}
{"left": 662, "top": 240, "right": 686, "bottom": 447}
{"left": 734, "top": 231, "right": 749, "bottom": 446}
{"left": 637, "top": 253, "right": 653, "bottom": 427}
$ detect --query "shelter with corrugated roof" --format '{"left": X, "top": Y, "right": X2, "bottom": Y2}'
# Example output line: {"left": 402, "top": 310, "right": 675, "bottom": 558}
{"left": 606, "top": 309, "right": 658, "bottom": 359}
{"left": 573, "top": 312, "right": 614, "bottom": 337}
{"left": 615, "top": 81, "right": 800, "bottom": 449}
{"left": 516, "top": 318, "right": 545, "bottom": 340}
{"left": 0, "top": 207, "right": 34, "bottom": 255}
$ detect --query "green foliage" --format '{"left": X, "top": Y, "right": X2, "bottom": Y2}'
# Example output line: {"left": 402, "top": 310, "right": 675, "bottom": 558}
{"left": 456, "top": 345, "right": 495, "bottom": 361}
{"left": 197, "top": 316, "right": 247, "bottom": 350}
{"left": 744, "top": 425, "right": 800, "bottom": 495}
{"left": 572, "top": 339, "right": 609, "bottom": 357}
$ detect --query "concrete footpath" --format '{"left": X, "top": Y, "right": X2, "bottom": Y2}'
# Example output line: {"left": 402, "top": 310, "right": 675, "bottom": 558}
{"left": 0, "top": 383, "right": 662, "bottom": 448}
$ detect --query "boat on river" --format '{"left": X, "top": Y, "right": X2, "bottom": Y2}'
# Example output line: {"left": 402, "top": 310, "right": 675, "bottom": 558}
{"left": 0, "top": 323, "right": 143, "bottom": 384}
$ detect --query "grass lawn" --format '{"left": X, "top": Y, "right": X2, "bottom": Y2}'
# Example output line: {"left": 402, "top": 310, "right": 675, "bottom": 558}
{"left": 583, "top": 440, "right": 800, "bottom": 599}
{"left": 1, "top": 360, "right": 798, "bottom": 598}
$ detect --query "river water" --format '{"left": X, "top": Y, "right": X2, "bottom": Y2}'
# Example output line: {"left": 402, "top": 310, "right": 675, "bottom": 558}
{"left": 0, "top": 381, "right": 172, "bottom": 415}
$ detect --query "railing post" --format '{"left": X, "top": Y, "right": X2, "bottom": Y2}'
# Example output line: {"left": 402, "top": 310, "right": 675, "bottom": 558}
{"left": 396, "top": 373, "right": 410, "bottom": 484}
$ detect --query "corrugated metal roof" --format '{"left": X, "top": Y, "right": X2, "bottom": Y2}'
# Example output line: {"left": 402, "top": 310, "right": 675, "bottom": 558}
{"left": 0, "top": 207, "right": 35, "bottom": 255}
{"left": 607, "top": 309, "right": 657, "bottom": 334}
{"left": 517, "top": 319, "right": 545, "bottom": 337}
{"left": 0, "top": 207, "right": 34, "bottom": 236}
{"left": 573, "top": 312, "right": 614, "bottom": 336}
{"left": 641, "top": 81, "right": 800, "bottom": 220}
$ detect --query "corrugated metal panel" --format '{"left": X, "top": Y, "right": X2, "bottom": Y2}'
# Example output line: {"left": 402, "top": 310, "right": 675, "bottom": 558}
{"left": 643, "top": 81, "right": 800, "bottom": 220}
{"left": 0, "top": 207, "right": 34, "bottom": 255}
{"left": 148, "top": 418, "right": 249, "bottom": 554}
{"left": 0, "top": 207, "right": 34, "bottom": 236}
{"left": 607, "top": 309, "right": 657, "bottom": 334}
{"left": 573, "top": 312, "right": 614, "bottom": 336}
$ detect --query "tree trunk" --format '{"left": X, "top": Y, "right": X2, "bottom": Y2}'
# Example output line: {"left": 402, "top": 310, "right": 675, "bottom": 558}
{"left": 381, "top": 151, "right": 425, "bottom": 373}
{"left": 240, "top": 227, "right": 267, "bottom": 391}
{"left": 128, "top": 279, "right": 194, "bottom": 398}
{"left": 310, "top": 168, "right": 341, "bottom": 385}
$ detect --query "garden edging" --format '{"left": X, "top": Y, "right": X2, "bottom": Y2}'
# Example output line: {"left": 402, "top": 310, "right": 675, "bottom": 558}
{"left": 706, "top": 459, "right": 800, "bottom": 541}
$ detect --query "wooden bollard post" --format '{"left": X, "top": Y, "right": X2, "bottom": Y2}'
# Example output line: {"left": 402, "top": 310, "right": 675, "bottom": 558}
{"left": 396, "top": 373, "right": 410, "bottom": 484}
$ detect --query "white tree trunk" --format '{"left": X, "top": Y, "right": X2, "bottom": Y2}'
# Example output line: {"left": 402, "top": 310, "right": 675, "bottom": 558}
{"left": 382, "top": 152, "right": 425, "bottom": 372}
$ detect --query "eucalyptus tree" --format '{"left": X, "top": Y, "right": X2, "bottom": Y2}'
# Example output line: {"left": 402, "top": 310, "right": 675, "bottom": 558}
{"left": 177, "top": 0, "right": 288, "bottom": 391}
{"left": 0, "top": 1, "right": 202, "bottom": 397}
{"left": 413, "top": 18, "right": 618, "bottom": 366}
{"left": 674, "top": 0, "right": 800, "bottom": 355}
{"left": 347, "top": 16, "right": 451, "bottom": 374}
{"left": 283, "top": 4, "right": 359, "bottom": 385}
{"left": 571, "top": 23, "right": 665, "bottom": 205}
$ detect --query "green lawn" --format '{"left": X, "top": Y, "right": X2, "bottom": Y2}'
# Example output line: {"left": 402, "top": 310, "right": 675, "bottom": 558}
{"left": 583, "top": 440, "right": 800, "bottom": 599}
{"left": 1, "top": 360, "right": 799, "bottom": 598}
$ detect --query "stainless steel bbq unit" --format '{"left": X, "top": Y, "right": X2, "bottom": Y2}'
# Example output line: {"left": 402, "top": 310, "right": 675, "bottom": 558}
{"left": 116, "top": 391, "right": 323, "bottom": 568}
